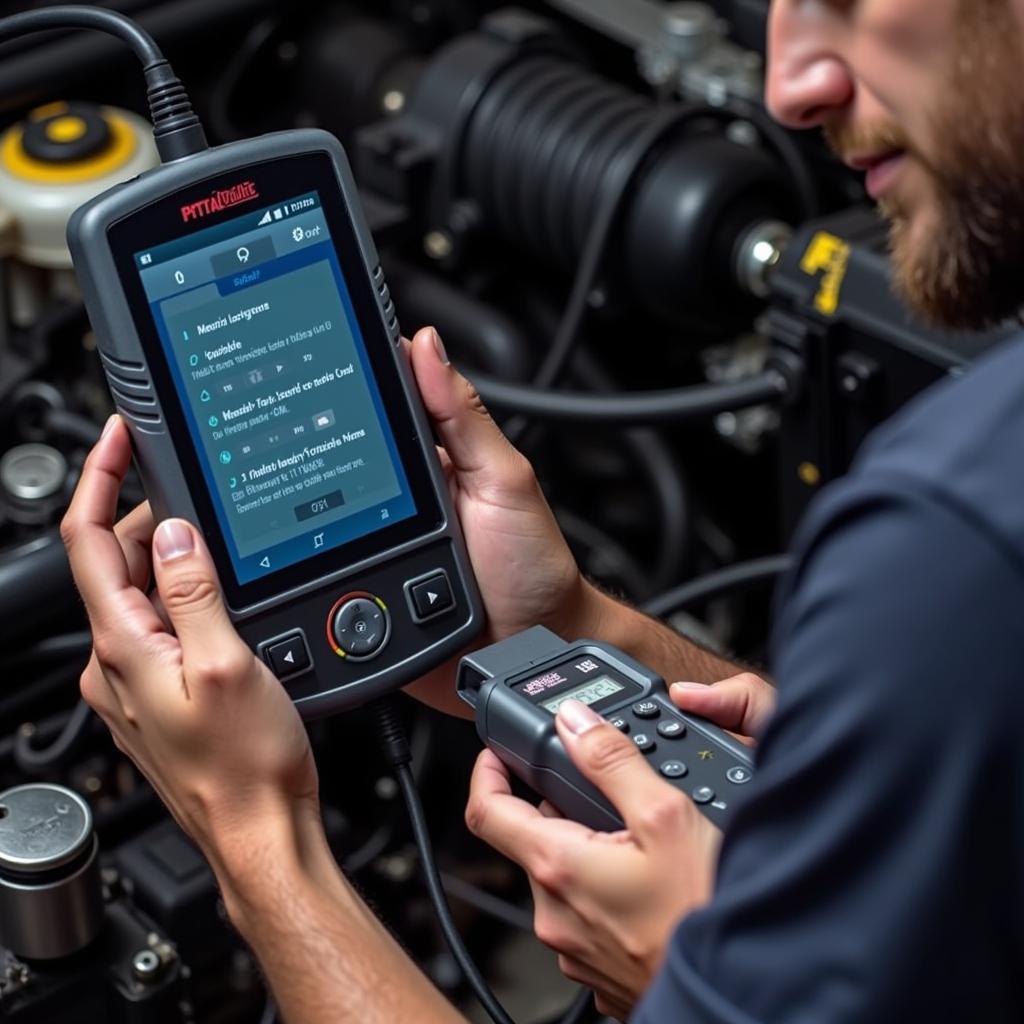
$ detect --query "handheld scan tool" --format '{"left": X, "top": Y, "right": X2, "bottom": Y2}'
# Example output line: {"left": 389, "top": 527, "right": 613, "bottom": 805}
{"left": 68, "top": 130, "right": 483, "bottom": 716}
{"left": 458, "top": 627, "right": 755, "bottom": 831}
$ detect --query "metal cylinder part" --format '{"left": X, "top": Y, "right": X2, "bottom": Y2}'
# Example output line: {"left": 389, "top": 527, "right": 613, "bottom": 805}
{"left": 661, "top": 2, "right": 722, "bottom": 61}
{"left": 0, "top": 783, "right": 105, "bottom": 959}
{"left": 0, "top": 443, "right": 68, "bottom": 526}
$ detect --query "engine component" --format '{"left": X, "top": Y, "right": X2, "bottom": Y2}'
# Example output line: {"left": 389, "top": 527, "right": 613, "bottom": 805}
{"left": 0, "top": 783, "right": 104, "bottom": 960}
{"left": 0, "top": 443, "right": 68, "bottom": 527}
{"left": 357, "top": 10, "right": 800, "bottom": 326}
{"left": 767, "top": 206, "right": 1024, "bottom": 532}
{"left": 0, "top": 103, "right": 158, "bottom": 269}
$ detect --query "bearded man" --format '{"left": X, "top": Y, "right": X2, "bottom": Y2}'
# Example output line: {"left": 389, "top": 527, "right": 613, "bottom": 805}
{"left": 61, "top": 1, "right": 1024, "bottom": 1021}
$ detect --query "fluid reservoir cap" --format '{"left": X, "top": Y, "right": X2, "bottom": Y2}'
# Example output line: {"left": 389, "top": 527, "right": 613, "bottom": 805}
{"left": 0, "top": 784, "right": 93, "bottom": 876}
{"left": 22, "top": 106, "right": 112, "bottom": 165}
{"left": 1, "top": 443, "right": 67, "bottom": 502}
{"left": 0, "top": 102, "right": 158, "bottom": 268}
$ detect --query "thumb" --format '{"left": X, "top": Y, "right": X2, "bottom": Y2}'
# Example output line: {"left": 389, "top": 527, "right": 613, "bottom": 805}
{"left": 409, "top": 325, "right": 524, "bottom": 488}
{"left": 555, "top": 700, "right": 687, "bottom": 843}
{"left": 151, "top": 518, "right": 246, "bottom": 664}
{"left": 670, "top": 673, "right": 776, "bottom": 739}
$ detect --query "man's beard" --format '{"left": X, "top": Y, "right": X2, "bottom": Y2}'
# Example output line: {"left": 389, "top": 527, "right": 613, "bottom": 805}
{"left": 827, "top": 3, "right": 1024, "bottom": 331}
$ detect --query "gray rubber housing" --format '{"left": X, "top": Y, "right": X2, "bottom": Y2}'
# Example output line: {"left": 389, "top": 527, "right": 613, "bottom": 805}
{"left": 67, "top": 130, "right": 483, "bottom": 716}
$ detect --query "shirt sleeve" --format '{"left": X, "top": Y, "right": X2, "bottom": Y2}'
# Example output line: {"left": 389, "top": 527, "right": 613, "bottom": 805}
{"left": 634, "top": 476, "right": 1024, "bottom": 1024}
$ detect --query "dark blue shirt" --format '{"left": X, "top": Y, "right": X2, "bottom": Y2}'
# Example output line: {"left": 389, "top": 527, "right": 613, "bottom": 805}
{"left": 635, "top": 340, "right": 1024, "bottom": 1022}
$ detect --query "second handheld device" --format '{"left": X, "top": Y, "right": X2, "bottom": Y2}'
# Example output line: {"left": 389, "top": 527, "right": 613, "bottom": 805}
{"left": 458, "top": 627, "right": 755, "bottom": 831}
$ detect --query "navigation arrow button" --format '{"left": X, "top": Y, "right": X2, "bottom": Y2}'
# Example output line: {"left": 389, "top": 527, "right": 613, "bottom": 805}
{"left": 283, "top": 650, "right": 294, "bottom": 664}
{"left": 428, "top": 591, "right": 438, "bottom": 604}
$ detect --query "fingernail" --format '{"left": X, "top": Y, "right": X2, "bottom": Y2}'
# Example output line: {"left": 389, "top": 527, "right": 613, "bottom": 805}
{"left": 429, "top": 327, "right": 450, "bottom": 366}
{"left": 154, "top": 519, "right": 194, "bottom": 562}
{"left": 101, "top": 414, "right": 119, "bottom": 438}
{"left": 672, "top": 681, "right": 707, "bottom": 693}
{"left": 557, "top": 699, "right": 603, "bottom": 736}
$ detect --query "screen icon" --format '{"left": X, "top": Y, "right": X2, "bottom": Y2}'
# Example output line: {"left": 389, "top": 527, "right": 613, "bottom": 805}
{"left": 259, "top": 556, "right": 270, "bottom": 569}
{"left": 273, "top": 208, "right": 283, "bottom": 220}
{"left": 139, "top": 253, "right": 153, "bottom": 265}
{"left": 292, "top": 226, "right": 304, "bottom": 243}
{"left": 174, "top": 270, "right": 185, "bottom": 285}
{"left": 313, "top": 532, "right": 325, "bottom": 549}
{"left": 258, "top": 210, "right": 272, "bottom": 226}
{"left": 236, "top": 246, "right": 250, "bottom": 264}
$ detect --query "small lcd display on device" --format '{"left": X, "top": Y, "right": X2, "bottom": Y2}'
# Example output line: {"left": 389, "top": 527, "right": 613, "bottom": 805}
{"left": 542, "top": 676, "right": 625, "bottom": 714}
{"left": 134, "top": 190, "right": 416, "bottom": 584}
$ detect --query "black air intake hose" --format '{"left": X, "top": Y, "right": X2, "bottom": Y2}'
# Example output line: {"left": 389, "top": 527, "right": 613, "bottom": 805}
{"left": 449, "top": 50, "right": 799, "bottom": 322}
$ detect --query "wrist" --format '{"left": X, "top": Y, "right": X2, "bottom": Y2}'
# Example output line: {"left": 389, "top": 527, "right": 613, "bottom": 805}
{"left": 548, "top": 574, "right": 613, "bottom": 641}
{"left": 570, "top": 580, "right": 637, "bottom": 646}
{"left": 205, "top": 795, "right": 340, "bottom": 932}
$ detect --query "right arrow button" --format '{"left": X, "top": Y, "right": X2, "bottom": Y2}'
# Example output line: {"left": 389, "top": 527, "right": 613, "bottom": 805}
{"left": 407, "top": 571, "right": 455, "bottom": 622}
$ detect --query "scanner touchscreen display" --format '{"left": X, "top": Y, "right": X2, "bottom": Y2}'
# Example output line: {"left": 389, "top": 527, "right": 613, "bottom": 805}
{"left": 134, "top": 191, "right": 416, "bottom": 585}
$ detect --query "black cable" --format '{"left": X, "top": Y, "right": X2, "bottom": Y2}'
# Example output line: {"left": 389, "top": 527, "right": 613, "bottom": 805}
{"left": 374, "top": 698, "right": 516, "bottom": 1024}
{"left": 0, "top": 6, "right": 207, "bottom": 161}
{"left": 505, "top": 104, "right": 718, "bottom": 444}
{"left": 474, "top": 368, "right": 790, "bottom": 425}
{"left": 439, "top": 871, "right": 534, "bottom": 933}
{"left": 571, "top": 350, "right": 691, "bottom": 588}
{"left": 734, "top": 102, "right": 820, "bottom": 222}
{"left": 13, "top": 698, "right": 93, "bottom": 774}
{"left": 375, "top": 700, "right": 596, "bottom": 1024}
{"left": 43, "top": 407, "right": 102, "bottom": 449}
{"left": 557, "top": 988, "right": 594, "bottom": 1024}
{"left": 641, "top": 555, "right": 794, "bottom": 620}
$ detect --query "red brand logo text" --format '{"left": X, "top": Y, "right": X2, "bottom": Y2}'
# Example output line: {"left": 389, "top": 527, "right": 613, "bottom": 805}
{"left": 180, "top": 180, "right": 259, "bottom": 222}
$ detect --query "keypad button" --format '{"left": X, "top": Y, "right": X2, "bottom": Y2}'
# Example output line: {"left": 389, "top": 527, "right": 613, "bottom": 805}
{"left": 633, "top": 733, "right": 656, "bottom": 753}
{"left": 406, "top": 571, "right": 455, "bottom": 622}
{"left": 262, "top": 632, "right": 311, "bottom": 679}
{"left": 692, "top": 785, "right": 715, "bottom": 804}
{"left": 331, "top": 596, "right": 390, "bottom": 659}
{"left": 726, "top": 766, "right": 753, "bottom": 785}
{"left": 656, "top": 718, "right": 685, "bottom": 739}
{"left": 610, "top": 717, "right": 630, "bottom": 733}
{"left": 632, "top": 700, "right": 660, "bottom": 719}
{"left": 659, "top": 760, "right": 688, "bottom": 779}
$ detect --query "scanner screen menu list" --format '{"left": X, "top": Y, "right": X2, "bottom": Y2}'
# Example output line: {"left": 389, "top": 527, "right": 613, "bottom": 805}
{"left": 151, "top": 242, "right": 415, "bottom": 579}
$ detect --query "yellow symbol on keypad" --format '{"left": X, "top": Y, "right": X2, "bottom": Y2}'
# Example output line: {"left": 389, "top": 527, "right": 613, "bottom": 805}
{"left": 698, "top": 749, "right": 715, "bottom": 761}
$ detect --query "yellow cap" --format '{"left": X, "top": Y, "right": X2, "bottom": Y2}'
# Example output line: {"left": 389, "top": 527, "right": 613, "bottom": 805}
{"left": 1, "top": 110, "right": 138, "bottom": 185}
{"left": 45, "top": 116, "right": 88, "bottom": 143}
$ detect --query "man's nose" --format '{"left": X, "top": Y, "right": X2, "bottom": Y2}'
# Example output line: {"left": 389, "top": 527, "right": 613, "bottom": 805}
{"left": 765, "top": 7, "right": 853, "bottom": 129}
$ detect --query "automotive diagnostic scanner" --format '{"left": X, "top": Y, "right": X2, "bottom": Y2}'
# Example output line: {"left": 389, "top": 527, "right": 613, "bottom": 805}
{"left": 458, "top": 627, "right": 755, "bottom": 831}
{"left": 67, "top": 128, "right": 483, "bottom": 716}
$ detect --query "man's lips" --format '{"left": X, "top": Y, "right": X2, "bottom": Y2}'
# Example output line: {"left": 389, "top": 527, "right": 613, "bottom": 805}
{"left": 845, "top": 150, "right": 907, "bottom": 200}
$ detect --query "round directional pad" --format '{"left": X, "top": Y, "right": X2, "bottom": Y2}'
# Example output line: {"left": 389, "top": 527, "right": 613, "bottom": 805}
{"left": 328, "top": 594, "right": 391, "bottom": 661}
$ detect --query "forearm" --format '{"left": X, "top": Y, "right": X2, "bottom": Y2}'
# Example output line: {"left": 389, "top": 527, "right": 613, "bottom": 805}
{"left": 212, "top": 804, "right": 463, "bottom": 1024}
{"left": 579, "top": 582, "right": 748, "bottom": 684}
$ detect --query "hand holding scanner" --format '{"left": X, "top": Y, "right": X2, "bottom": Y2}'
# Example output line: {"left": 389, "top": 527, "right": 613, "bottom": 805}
{"left": 68, "top": 131, "right": 483, "bottom": 716}
{"left": 458, "top": 627, "right": 755, "bottom": 831}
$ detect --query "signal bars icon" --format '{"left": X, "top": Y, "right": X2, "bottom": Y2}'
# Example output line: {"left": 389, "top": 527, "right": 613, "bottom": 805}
{"left": 257, "top": 210, "right": 272, "bottom": 226}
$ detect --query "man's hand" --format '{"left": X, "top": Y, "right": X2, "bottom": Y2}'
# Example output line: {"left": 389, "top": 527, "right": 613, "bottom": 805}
{"left": 403, "top": 327, "right": 600, "bottom": 715}
{"left": 465, "top": 673, "right": 775, "bottom": 1021}
{"left": 61, "top": 416, "right": 319, "bottom": 883}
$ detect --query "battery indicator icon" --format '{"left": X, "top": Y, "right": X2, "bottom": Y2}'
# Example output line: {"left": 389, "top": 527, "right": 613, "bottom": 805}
{"left": 273, "top": 208, "right": 283, "bottom": 220}
{"left": 139, "top": 253, "right": 152, "bottom": 265}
